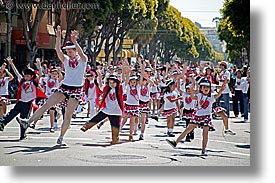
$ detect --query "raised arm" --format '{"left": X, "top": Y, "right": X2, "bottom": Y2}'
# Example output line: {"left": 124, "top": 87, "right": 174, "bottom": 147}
{"left": 5, "top": 69, "right": 14, "bottom": 81}
{"left": 6, "top": 56, "right": 20, "bottom": 78}
{"left": 190, "top": 80, "right": 198, "bottom": 100}
{"left": 139, "top": 61, "right": 145, "bottom": 86}
{"left": 71, "top": 30, "right": 88, "bottom": 62}
{"left": 35, "top": 58, "right": 43, "bottom": 78}
{"left": 55, "top": 25, "right": 65, "bottom": 63}
{"left": 57, "top": 67, "right": 64, "bottom": 83}
{"left": 96, "top": 69, "right": 103, "bottom": 88}
{"left": 214, "top": 82, "right": 226, "bottom": 99}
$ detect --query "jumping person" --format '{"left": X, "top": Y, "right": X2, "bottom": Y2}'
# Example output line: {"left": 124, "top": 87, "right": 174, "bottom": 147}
{"left": 80, "top": 74, "right": 124, "bottom": 145}
{"left": 0, "top": 57, "right": 46, "bottom": 140}
{"left": 16, "top": 26, "right": 88, "bottom": 145}
{"left": 166, "top": 79, "right": 225, "bottom": 156}
{"left": 0, "top": 63, "right": 14, "bottom": 118}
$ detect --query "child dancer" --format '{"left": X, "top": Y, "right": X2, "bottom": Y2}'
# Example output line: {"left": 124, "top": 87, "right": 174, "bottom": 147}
{"left": 80, "top": 74, "right": 124, "bottom": 145}
{"left": 0, "top": 57, "right": 46, "bottom": 140}
{"left": 166, "top": 79, "right": 225, "bottom": 156}
{"left": 83, "top": 70, "right": 103, "bottom": 118}
{"left": 139, "top": 65, "right": 155, "bottom": 140}
{"left": 29, "top": 65, "right": 63, "bottom": 132}
{"left": 0, "top": 63, "right": 14, "bottom": 118}
{"left": 162, "top": 79, "right": 182, "bottom": 137}
{"left": 181, "top": 83, "right": 196, "bottom": 142}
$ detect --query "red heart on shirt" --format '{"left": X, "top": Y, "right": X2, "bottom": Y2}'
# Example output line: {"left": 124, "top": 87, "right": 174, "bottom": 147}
{"left": 185, "top": 97, "right": 192, "bottom": 104}
{"left": 237, "top": 82, "right": 240, "bottom": 85}
{"left": 141, "top": 87, "right": 148, "bottom": 96}
{"left": 109, "top": 93, "right": 116, "bottom": 101}
{"left": 23, "top": 83, "right": 31, "bottom": 92}
{"left": 48, "top": 81, "right": 55, "bottom": 88}
{"left": 130, "top": 89, "right": 137, "bottom": 96}
{"left": 0, "top": 80, "right": 5, "bottom": 87}
{"left": 89, "top": 83, "right": 94, "bottom": 88}
{"left": 200, "top": 100, "right": 210, "bottom": 109}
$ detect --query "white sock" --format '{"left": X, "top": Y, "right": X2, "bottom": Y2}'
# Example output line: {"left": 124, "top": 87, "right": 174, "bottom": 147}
{"left": 168, "top": 128, "right": 174, "bottom": 133}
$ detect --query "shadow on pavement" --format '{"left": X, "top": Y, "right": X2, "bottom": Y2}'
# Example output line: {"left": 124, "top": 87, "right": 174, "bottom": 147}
{"left": 235, "top": 144, "right": 250, "bottom": 149}
{"left": 4, "top": 145, "right": 69, "bottom": 155}
{"left": 0, "top": 139, "right": 20, "bottom": 142}
{"left": 78, "top": 139, "right": 130, "bottom": 147}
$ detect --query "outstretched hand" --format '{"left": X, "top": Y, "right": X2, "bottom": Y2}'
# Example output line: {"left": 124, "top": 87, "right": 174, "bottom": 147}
{"left": 71, "top": 30, "right": 79, "bottom": 43}
{"left": 6, "top": 56, "right": 13, "bottom": 64}
{"left": 56, "top": 25, "right": 62, "bottom": 38}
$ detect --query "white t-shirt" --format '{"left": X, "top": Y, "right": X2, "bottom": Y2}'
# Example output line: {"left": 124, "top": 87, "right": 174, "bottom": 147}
{"left": 86, "top": 80, "right": 97, "bottom": 100}
{"left": 218, "top": 70, "right": 230, "bottom": 94}
{"left": 44, "top": 76, "right": 59, "bottom": 97}
{"left": 234, "top": 78, "right": 243, "bottom": 91}
{"left": 195, "top": 93, "right": 215, "bottom": 116}
{"left": 102, "top": 88, "right": 122, "bottom": 116}
{"left": 182, "top": 92, "right": 196, "bottom": 109}
{"left": 150, "top": 76, "right": 158, "bottom": 93}
{"left": 164, "top": 91, "right": 177, "bottom": 110}
{"left": 62, "top": 55, "right": 87, "bottom": 87}
{"left": 125, "top": 84, "right": 140, "bottom": 105}
{"left": 241, "top": 77, "right": 250, "bottom": 94}
{"left": 0, "top": 77, "right": 10, "bottom": 96}
{"left": 140, "top": 84, "right": 151, "bottom": 102}
{"left": 18, "top": 75, "right": 36, "bottom": 102}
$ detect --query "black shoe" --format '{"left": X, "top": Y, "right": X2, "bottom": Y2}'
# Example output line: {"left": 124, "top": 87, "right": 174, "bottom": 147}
{"left": 0, "top": 122, "right": 5, "bottom": 131}
{"left": 139, "top": 134, "right": 144, "bottom": 140}
{"left": 151, "top": 116, "right": 158, "bottom": 121}
{"left": 19, "top": 134, "right": 27, "bottom": 140}
{"left": 19, "top": 125, "right": 27, "bottom": 140}
{"left": 166, "top": 139, "right": 177, "bottom": 148}
{"left": 201, "top": 150, "right": 208, "bottom": 156}
{"left": 190, "top": 131, "right": 194, "bottom": 140}
{"left": 16, "top": 117, "right": 29, "bottom": 130}
{"left": 29, "top": 123, "right": 35, "bottom": 129}
{"left": 167, "top": 132, "right": 175, "bottom": 137}
{"left": 185, "top": 138, "right": 191, "bottom": 142}
{"left": 50, "top": 128, "right": 55, "bottom": 133}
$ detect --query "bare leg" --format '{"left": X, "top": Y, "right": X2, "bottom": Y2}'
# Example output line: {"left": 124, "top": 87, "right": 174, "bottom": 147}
{"left": 216, "top": 111, "right": 229, "bottom": 130}
{"left": 120, "top": 115, "right": 128, "bottom": 129}
{"left": 2, "top": 101, "right": 6, "bottom": 114}
{"left": 202, "top": 126, "right": 209, "bottom": 151}
{"left": 28, "top": 92, "right": 65, "bottom": 123}
{"left": 0, "top": 105, "right": 3, "bottom": 117}
{"left": 140, "top": 113, "right": 146, "bottom": 134}
{"left": 60, "top": 98, "right": 78, "bottom": 137}
{"left": 111, "top": 127, "right": 119, "bottom": 144}
{"left": 49, "top": 109, "right": 55, "bottom": 128}
{"left": 129, "top": 117, "right": 135, "bottom": 141}
{"left": 175, "top": 124, "right": 197, "bottom": 144}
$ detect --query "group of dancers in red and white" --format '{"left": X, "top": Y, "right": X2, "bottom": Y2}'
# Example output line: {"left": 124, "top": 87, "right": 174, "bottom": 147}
{"left": 0, "top": 27, "right": 250, "bottom": 155}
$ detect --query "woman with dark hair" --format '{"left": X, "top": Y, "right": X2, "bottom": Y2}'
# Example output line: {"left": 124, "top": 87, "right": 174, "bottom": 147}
{"left": 80, "top": 74, "right": 124, "bottom": 145}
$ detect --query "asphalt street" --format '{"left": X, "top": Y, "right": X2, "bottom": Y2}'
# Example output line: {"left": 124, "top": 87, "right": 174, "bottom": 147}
{"left": 0, "top": 104, "right": 250, "bottom": 166}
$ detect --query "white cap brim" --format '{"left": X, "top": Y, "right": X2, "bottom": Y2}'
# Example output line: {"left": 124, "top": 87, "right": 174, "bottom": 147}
{"left": 62, "top": 45, "right": 76, "bottom": 49}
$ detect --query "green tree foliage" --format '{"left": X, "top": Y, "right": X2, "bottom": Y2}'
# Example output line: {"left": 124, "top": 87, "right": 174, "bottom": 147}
{"left": 217, "top": 0, "right": 250, "bottom": 65}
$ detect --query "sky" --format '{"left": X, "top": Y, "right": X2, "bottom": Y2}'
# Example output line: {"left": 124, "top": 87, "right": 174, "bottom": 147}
{"left": 169, "top": 0, "right": 225, "bottom": 27}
